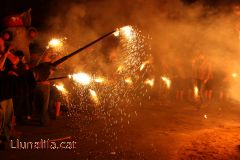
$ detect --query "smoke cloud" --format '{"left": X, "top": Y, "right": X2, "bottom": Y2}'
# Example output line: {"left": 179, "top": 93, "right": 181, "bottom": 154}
{"left": 41, "top": 0, "right": 240, "bottom": 100}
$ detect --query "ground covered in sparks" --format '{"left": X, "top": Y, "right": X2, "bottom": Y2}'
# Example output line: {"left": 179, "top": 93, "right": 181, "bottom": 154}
{"left": 1, "top": 99, "right": 240, "bottom": 159}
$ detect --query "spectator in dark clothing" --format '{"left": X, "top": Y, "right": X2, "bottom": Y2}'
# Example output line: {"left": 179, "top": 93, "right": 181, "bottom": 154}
{"left": 0, "top": 62, "right": 53, "bottom": 149}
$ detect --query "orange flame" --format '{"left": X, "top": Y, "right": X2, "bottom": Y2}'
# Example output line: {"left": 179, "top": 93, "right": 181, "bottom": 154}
{"left": 145, "top": 78, "right": 154, "bottom": 87}
{"left": 140, "top": 60, "right": 150, "bottom": 71}
{"left": 125, "top": 77, "right": 133, "bottom": 85}
{"left": 161, "top": 76, "right": 171, "bottom": 89}
{"left": 69, "top": 72, "right": 91, "bottom": 85}
{"left": 53, "top": 83, "right": 67, "bottom": 94}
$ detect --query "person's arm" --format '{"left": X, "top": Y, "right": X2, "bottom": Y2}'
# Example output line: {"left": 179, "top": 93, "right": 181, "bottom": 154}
{"left": 0, "top": 53, "right": 9, "bottom": 70}
{"left": 0, "top": 62, "right": 53, "bottom": 101}
{"left": 6, "top": 51, "right": 19, "bottom": 65}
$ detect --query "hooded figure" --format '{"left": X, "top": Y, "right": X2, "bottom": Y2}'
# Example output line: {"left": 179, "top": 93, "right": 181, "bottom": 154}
{"left": 1, "top": 9, "right": 38, "bottom": 63}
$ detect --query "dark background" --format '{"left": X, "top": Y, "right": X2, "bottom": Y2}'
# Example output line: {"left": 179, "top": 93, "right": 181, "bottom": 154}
{"left": 1, "top": 0, "right": 240, "bottom": 30}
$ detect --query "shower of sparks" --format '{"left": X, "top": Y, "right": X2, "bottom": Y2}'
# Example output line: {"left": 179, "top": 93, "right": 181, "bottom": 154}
{"left": 194, "top": 85, "right": 199, "bottom": 98}
{"left": 120, "top": 26, "right": 135, "bottom": 40}
{"left": 94, "top": 77, "right": 105, "bottom": 83}
{"left": 53, "top": 83, "right": 67, "bottom": 94}
{"left": 46, "top": 37, "right": 67, "bottom": 51}
{"left": 161, "top": 76, "right": 171, "bottom": 89}
{"left": 144, "top": 79, "right": 154, "bottom": 87}
{"left": 113, "top": 25, "right": 135, "bottom": 39}
{"left": 89, "top": 89, "right": 100, "bottom": 105}
{"left": 125, "top": 77, "right": 133, "bottom": 85}
{"left": 66, "top": 25, "right": 152, "bottom": 149}
{"left": 232, "top": 73, "right": 237, "bottom": 78}
{"left": 115, "top": 25, "right": 148, "bottom": 78}
{"left": 140, "top": 60, "right": 150, "bottom": 71}
{"left": 69, "top": 72, "right": 92, "bottom": 85}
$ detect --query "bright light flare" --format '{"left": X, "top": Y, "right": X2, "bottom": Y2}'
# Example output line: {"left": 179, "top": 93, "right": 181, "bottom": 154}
{"left": 232, "top": 73, "right": 237, "bottom": 78}
{"left": 89, "top": 89, "right": 100, "bottom": 105}
{"left": 114, "top": 25, "right": 135, "bottom": 40}
{"left": 161, "top": 76, "right": 171, "bottom": 89}
{"left": 53, "top": 83, "right": 67, "bottom": 94}
{"left": 194, "top": 85, "right": 199, "bottom": 98}
{"left": 120, "top": 26, "right": 134, "bottom": 38}
{"left": 69, "top": 72, "right": 91, "bottom": 85}
{"left": 145, "top": 78, "right": 154, "bottom": 87}
{"left": 94, "top": 77, "right": 105, "bottom": 83}
{"left": 125, "top": 77, "right": 133, "bottom": 85}
{"left": 47, "top": 38, "right": 63, "bottom": 49}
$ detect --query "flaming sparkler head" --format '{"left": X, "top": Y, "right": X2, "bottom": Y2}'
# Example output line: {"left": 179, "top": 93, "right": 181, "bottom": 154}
{"left": 145, "top": 78, "right": 154, "bottom": 87}
{"left": 69, "top": 72, "right": 92, "bottom": 85}
{"left": 46, "top": 37, "right": 67, "bottom": 51}
{"left": 161, "top": 76, "right": 171, "bottom": 89}
{"left": 53, "top": 83, "right": 67, "bottom": 94}
{"left": 113, "top": 29, "right": 120, "bottom": 37}
{"left": 47, "top": 38, "right": 62, "bottom": 48}
{"left": 89, "top": 89, "right": 100, "bottom": 105}
{"left": 114, "top": 25, "right": 135, "bottom": 40}
{"left": 120, "top": 26, "right": 135, "bottom": 39}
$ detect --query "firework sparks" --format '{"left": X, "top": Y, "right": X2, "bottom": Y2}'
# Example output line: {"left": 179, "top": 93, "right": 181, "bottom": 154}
{"left": 113, "top": 25, "right": 135, "bottom": 40}
{"left": 145, "top": 78, "right": 154, "bottom": 87}
{"left": 120, "top": 26, "right": 135, "bottom": 40}
{"left": 161, "top": 76, "right": 171, "bottom": 89}
{"left": 140, "top": 60, "right": 150, "bottom": 71}
{"left": 53, "top": 83, "right": 67, "bottom": 94}
{"left": 47, "top": 38, "right": 62, "bottom": 48}
{"left": 115, "top": 25, "right": 148, "bottom": 78}
{"left": 89, "top": 89, "right": 100, "bottom": 105}
{"left": 69, "top": 72, "right": 92, "bottom": 85}
{"left": 46, "top": 37, "right": 67, "bottom": 51}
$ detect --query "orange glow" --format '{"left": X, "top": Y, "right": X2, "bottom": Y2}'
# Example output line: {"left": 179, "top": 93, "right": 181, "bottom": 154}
{"left": 53, "top": 83, "right": 67, "bottom": 94}
{"left": 161, "top": 76, "right": 171, "bottom": 89}
{"left": 145, "top": 78, "right": 154, "bottom": 87}
{"left": 194, "top": 85, "right": 199, "bottom": 98}
{"left": 125, "top": 77, "right": 133, "bottom": 85}
{"left": 69, "top": 72, "right": 91, "bottom": 85}
{"left": 94, "top": 77, "right": 105, "bottom": 83}
{"left": 140, "top": 60, "right": 150, "bottom": 71}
